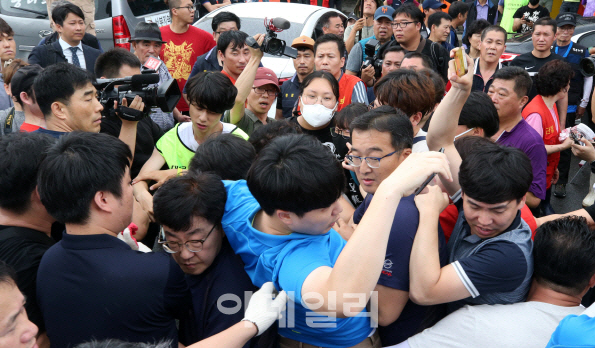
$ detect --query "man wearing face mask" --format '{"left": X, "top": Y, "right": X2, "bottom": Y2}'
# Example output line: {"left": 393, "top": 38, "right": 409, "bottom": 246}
{"left": 512, "top": 0, "right": 550, "bottom": 34}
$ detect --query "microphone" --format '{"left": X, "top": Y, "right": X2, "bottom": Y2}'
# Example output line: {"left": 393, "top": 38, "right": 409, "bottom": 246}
{"left": 272, "top": 17, "right": 291, "bottom": 30}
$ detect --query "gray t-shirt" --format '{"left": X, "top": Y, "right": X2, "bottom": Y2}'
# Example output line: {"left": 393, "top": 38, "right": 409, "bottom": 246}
{"left": 0, "top": 108, "right": 24, "bottom": 137}
{"left": 346, "top": 42, "right": 365, "bottom": 74}
{"left": 344, "top": 24, "right": 374, "bottom": 46}
{"left": 403, "top": 302, "right": 585, "bottom": 348}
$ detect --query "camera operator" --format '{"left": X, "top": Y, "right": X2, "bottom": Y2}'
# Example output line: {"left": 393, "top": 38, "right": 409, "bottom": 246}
{"left": 346, "top": 6, "right": 395, "bottom": 87}
{"left": 131, "top": 22, "right": 187, "bottom": 131}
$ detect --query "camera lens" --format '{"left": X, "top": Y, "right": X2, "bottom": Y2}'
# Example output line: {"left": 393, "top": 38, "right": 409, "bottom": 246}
{"left": 268, "top": 38, "right": 283, "bottom": 55}
{"left": 580, "top": 56, "right": 595, "bottom": 77}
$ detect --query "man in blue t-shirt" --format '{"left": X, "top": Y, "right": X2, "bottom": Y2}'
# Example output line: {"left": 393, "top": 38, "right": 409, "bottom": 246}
{"left": 413, "top": 55, "right": 534, "bottom": 313}
{"left": 221, "top": 134, "right": 451, "bottom": 347}
{"left": 341, "top": 105, "right": 448, "bottom": 346}
{"left": 152, "top": 172, "right": 261, "bottom": 347}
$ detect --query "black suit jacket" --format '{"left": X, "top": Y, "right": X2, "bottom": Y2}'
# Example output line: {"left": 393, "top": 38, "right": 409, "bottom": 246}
{"left": 28, "top": 41, "right": 101, "bottom": 76}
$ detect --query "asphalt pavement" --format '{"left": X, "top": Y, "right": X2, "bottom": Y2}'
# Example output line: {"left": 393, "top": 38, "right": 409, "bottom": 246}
{"left": 552, "top": 152, "right": 592, "bottom": 214}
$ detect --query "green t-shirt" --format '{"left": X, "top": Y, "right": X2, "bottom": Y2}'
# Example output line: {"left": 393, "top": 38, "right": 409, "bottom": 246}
{"left": 156, "top": 121, "right": 248, "bottom": 169}
{"left": 222, "top": 109, "right": 276, "bottom": 136}
{"left": 501, "top": 0, "right": 529, "bottom": 33}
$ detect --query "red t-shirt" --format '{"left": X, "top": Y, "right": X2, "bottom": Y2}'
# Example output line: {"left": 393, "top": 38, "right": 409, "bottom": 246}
{"left": 221, "top": 70, "right": 237, "bottom": 85}
{"left": 19, "top": 122, "right": 41, "bottom": 132}
{"left": 160, "top": 25, "right": 216, "bottom": 112}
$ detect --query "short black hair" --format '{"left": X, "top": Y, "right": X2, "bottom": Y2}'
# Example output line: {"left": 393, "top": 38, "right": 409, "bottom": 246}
{"left": 0, "top": 132, "right": 55, "bottom": 214}
{"left": 459, "top": 91, "right": 500, "bottom": 138}
{"left": 300, "top": 71, "right": 340, "bottom": 102}
{"left": 402, "top": 52, "right": 432, "bottom": 69}
{"left": 393, "top": 4, "right": 425, "bottom": 23}
{"left": 334, "top": 103, "right": 368, "bottom": 130}
{"left": 217, "top": 30, "right": 249, "bottom": 56}
{"left": 11, "top": 64, "right": 43, "bottom": 106}
{"left": 185, "top": 71, "right": 237, "bottom": 114}
{"left": 454, "top": 135, "right": 494, "bottom": 160}
{"left": 428, "top": 12, "right": 452, "bottom": 31}
{"left": 0, "top": 17, "right": 14, "bottom": 37}
{"left": 448, "top": 1, "right": 469, "bottom": 19}
{"left": 534, "top": 216, "right": 595, "bottom": 296}
{"left": 246, "top": 134, "right": 345, "bottom": 217}
{"left": 52, "top": 2, "right": 85, "bottom": 26}
{"left": 153, "top": 172, "right": 227, "bottom": 232}
{"left": 534, "top": 16, "right": 557, "bottom": 34}
{"left": 481, "top": 25, "right": 507, "bottom": 41}
{"left": 319, "top": 11, "right": 343, "bottom": 29}
{"left": 248, "top": 120, "right": 302, "bottom": 154}
{"left": 94, "top": 48, "right": 141, "bottom": 79}
{"left": 350, "top": 105, "right": 413, "bottom": 151}
{"left": 536, "top": 60, "right": 574, "bottom": 97}
{"left": 382, "top": 45, "right": 406, "bottom": 60}
{"left": 459, "top": 142, "right": 532, "bottom": 204}
{"left": 314, "top": 34, "right": 346, "bottom": 58}
{"left": 166, "top": 0, "right": 182, "bottom": 16}
{"left": 463, "top": 19, "right": 490, "bottom": 47}
{"left": 493, "top": 66, "right": 533, "bottom": 98}
{"left": 211, "top": 11, "right": 241, "bottom": 32}
{"left": 37, "top": 132, "right": 132, "bottom": 224}
{"left": 188, "top": 133, "right": 256, "bottom": 180}
{"left": 34, "top": 63, "right": 95, "bottom": 118}
{"left": 0, "top": 260, "right": 16, "bottom": 286}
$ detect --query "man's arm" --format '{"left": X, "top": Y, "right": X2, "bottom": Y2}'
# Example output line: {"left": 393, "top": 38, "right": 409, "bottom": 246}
{"left": 409, "top": 186, "right": 472, "bottom": 305}
{"left": 229, "top": 35, "right": 264, "bottom": 125}
{"left": 202, "top": 0, "right": 231, "bottom": 12}
{"left": 300, "top": 151, "right": 453, "bottom": 317}
{"left": 525, "top": 192, "right": 541, "bottom": 209}
{"left": 512, "top": 18, "right": 523, "bottom": 32}
{"left": 131, "top": 147, "right": 167, "bottom": 220}
{"left": 557, "top": 93, "right": 568, "bottom": 129}
{"left": 376, "top": 285, "right": 410, "bottom": 326}
{"left": 346, "top": 43, "right": 363, "bottom": 76}
{"left": 426, "top": 49, "right": 475, "bottom": 196}
{"left": 579, "top": 76, "right": 593, "bottom": 118}
{"left": 117, "top": 95, "right": 145, "bottom": 158}
{"left": 351, "top": 81, "right": 369, "bottom": 105}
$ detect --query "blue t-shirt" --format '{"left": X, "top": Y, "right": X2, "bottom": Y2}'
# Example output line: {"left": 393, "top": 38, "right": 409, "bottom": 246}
{"left": 354, "top": 194, "right": 448, "bottom": 346}
{"left": 221, "top": 180, "right": 374, "bottom": 347}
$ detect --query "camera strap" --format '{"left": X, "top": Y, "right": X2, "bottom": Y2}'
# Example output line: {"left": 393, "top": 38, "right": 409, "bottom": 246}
{"left": 3, "top": 107, "right": 15, "bottom": 136}
{"left": 118, "top": 106, "right": 145, "bottom": 122}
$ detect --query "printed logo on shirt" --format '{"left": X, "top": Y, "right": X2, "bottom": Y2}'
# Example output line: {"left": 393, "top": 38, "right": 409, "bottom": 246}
{"left": 383, "top": 259, "right": 393, "bottom": 270}
{"left": 524, "top": 66, "right": 535, "bottom": 70}
{"left": 163, "top": 41, "right": 194, "bottom": 80}
{"left": 322, "top": 142, "right": 337, "bottom": 156}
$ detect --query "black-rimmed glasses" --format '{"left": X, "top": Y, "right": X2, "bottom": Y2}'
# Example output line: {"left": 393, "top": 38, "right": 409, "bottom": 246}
{"left": 345, "top": 150, "right": 399, "bottom": 168}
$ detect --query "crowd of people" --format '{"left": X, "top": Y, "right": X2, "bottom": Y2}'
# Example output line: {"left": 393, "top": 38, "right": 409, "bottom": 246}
{"left": 2, "top": 0, "right": 595, "bottom": 347}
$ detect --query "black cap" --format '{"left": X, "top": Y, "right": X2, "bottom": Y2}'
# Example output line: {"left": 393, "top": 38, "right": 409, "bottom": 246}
{"left": 348, "top": 12, "right": 358, "bottom": 21}
{"left": 131, "top": 22, "right": 166, "bottom": 43}
{"left": 556, "top": 12, "right": 576, "bottom": 27}
{"left": 11, "top": 64, "right": 43, "bottom": 97}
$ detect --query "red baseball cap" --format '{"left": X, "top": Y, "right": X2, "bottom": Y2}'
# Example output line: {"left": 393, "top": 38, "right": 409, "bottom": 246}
{"left": 253, "top": 67, "right": 280, "bottom": 92}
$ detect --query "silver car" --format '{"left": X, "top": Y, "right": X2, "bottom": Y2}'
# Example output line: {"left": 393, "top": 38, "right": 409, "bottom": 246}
{"left": 0, "top": 0, "right": 172, "bottom": 60}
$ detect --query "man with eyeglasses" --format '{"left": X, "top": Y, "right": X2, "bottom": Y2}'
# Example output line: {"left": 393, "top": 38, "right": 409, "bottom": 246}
{"left": 223, "top": 35, "right": 278, "bottom": 136}
{"left": 160, "top": 0, "right": 216, "bottom": 115}
{"left": 341, "top": 105, "right": 448, "bottom": 346}
{"left": 346, "top": 6, "right": 396, "bottom": 88}
{"left": 551, "top": 13, "right": 593, "bottom": 200}
{"left": 153, "top": 172, "right": 260, "bottom": 347}
{"left": 390, "top": 4, "right": 450, "bottom": 80}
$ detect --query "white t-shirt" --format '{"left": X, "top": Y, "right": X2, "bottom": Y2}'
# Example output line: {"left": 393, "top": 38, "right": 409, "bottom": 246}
{"left": 177, "top": 121, "right": 238, "bottom": 151}
{"left": 398, "top": 302, "right": 584, "bottom": 348}
{"left": 413, "top": 129, "right": 429, "bottom": 153}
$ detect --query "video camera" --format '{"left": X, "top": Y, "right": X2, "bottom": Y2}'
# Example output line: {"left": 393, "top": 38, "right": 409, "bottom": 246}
{"left": 361, "top": 39, "right": 382, "bottom": 79}
{"left": 246, "top": 17, "right": 297, "bottom": 59}
{"left": 94, "top": 70, "right": 181, "bottom": 122}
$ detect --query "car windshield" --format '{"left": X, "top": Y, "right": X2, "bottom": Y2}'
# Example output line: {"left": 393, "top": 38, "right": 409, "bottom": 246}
{"left": 127, "top": 0, "right": 169, "bottom": 17}
{"left": 196, "top": 17, "right": 304, "bottom": 58}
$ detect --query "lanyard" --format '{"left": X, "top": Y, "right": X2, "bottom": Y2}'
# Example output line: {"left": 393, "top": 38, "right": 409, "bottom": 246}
{"left": 555, "top": 42, "right": 573, "bottom": 58}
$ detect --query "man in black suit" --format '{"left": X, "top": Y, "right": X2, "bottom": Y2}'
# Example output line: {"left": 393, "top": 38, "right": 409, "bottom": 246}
{"left": 28, "top": 2, "right": 101, "bottom": 76}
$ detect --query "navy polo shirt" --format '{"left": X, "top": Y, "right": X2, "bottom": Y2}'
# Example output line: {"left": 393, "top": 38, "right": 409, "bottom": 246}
{"left": 277, "top": 74, "right": 301, "bottom": 119}
{"left": 471, "top": 58, "right": 501, "bottom": 93}
{"left": 34, "top": 127, "right": 66, "bottom": 139}
{"left": 353, "top": 194, "right": 448, "bottom": 346}
{"left": 37, "top": 233, "right": 191, "bottom": 347}
{"left": 179, "top": 239, "right": 259, "bottom": 347}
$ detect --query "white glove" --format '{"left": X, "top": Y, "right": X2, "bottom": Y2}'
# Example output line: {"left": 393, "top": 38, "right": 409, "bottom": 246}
{"left": 242, "top": 282, "right": 287, "bottom": 336}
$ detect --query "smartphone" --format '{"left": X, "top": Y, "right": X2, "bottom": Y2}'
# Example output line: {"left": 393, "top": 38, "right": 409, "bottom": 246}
{"left": 570, "top": 131, "right": 583, "bottom": 145}
{"left": 454, "top": 48, "right": 468, "bottom": 77}
{"left": 414, "top": 148, "right": 445, "bottom": 196}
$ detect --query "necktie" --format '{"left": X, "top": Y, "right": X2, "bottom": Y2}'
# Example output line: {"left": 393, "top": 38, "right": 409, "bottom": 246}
{"left": 69, "top": 47, "right": 81, "bottom": 67}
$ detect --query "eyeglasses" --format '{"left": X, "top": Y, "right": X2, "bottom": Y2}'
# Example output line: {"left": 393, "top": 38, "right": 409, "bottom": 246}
{"left": 175, "top": 5, "right": 195, "bottom": 11}
{"left": 345, "top": 150, "right": 399, "bottom": 168}
{"left": 391, "top": 21, "right": 417, "bottom": 28}
{"left": 330, "top": 127, "right": 350, "bottom": 139}
{"left": 158, "top": 224, "right": 216, "bottom": 254}
{"left": 252, "top": 86, "right": 279, "bottom": 97}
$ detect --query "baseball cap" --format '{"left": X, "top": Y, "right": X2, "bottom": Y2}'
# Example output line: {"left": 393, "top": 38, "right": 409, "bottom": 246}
{"left": 11, "top": 64, "right": 43, "bottom": 98}
{"left": 253, "top": 67, "right": 280, "bottom": 92}
{"left": 291, "top": 35, "right": 315, "bottom": 51}
{"left": 348, "top": 12, "right": 359, "bottom": 21}
{"left": 374, "top": 6, "right": 396, "bottom": 21}
{"left": 556, "top": 12, "right": 576, "bottom": 27}
{"left": 422, "top": 0, "right": 447, "bottom": 10}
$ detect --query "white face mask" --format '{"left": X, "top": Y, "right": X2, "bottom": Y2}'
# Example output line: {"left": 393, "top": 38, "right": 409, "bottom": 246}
{"left": 300, "top": 98, "right": 337, "bottom": 128}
